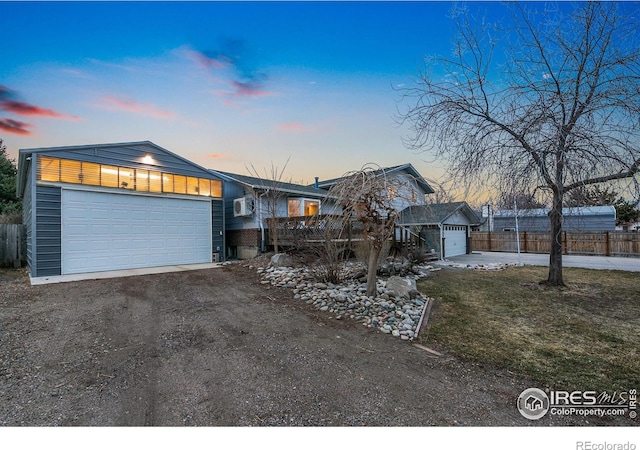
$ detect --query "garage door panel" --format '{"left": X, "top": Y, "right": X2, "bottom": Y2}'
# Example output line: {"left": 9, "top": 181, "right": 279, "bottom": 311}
{"left": 444, "top": 225, "right": 467, "bottom": 258}
{"left": 62, "top": 190, "right": 212, "bottom": 274}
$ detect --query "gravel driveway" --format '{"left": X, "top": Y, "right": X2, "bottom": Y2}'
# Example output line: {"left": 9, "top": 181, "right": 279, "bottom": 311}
{"left": 0, "top": 263, "right": 623, "bottom": 426}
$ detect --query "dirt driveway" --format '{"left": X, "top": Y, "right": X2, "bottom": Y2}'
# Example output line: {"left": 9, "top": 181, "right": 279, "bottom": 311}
{"left": 0, "top": 263, "right": 621, "bottom": 426}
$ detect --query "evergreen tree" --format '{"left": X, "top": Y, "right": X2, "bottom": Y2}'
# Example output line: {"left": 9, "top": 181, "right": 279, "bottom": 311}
{"left": 0, "top": 138, "right": 21, "bottom": 215}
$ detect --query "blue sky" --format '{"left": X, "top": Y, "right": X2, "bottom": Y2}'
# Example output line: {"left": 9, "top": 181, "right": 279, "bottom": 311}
{"left": 0, "top": 1, "right": 529, "bottom": 188}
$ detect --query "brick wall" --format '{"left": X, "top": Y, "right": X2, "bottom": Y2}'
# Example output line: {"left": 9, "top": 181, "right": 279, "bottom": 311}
{"left": 226, "top": 229, "right": 261, "bottom": 247}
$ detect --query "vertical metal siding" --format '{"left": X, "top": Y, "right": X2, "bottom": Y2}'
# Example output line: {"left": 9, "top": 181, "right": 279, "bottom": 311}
{"left": 212, "top": 199, "right": 225, "bottom": 261}
{"left": 22, "top": 161, "right": 33, "bottom": 271}
{"left": 34, "top": 186, "right": 62, "bottom": 276}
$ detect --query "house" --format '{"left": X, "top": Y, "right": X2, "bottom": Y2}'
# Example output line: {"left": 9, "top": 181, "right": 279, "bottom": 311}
{"left": 214, "top": 163, "right": 435, "bottom": 259}
{"left": 16, "top": 141, "right": 225, "bottom": 280}
{"left": 315, "top": 163, "right": 435, "bottom": 213}
{"left": 492, "top": 206, "right": 616, "bottom": 232}
{"left": 397, "top": 202, "right": 481, "bottom": 258}
{"left": 210, "top": 171, "right": 340, "bottom": 259}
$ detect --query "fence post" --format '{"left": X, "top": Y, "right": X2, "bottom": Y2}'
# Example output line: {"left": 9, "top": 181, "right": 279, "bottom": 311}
{"left": 563, "top": 231, "right": 568, "bottom": 255}
{"left": 605, "top": 231, "right": 610, "bottom": 257}
{"left": 523, "top": 232, "right": 528, "bottom": 253}
{"left": 488, "top": 231, "right": 492, "bottom": 252}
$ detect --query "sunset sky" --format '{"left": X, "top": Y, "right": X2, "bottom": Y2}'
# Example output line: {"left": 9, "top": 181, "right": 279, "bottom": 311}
{"left": 0, "top": 1, "right": 585, "bottom": 193}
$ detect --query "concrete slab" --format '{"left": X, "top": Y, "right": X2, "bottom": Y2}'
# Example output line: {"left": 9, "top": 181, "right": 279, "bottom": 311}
{"left": 30, "top": 262, "right": 227, "bottom": 286}
{"left": 437, "top": 251, "right": 640, "bottom": 272}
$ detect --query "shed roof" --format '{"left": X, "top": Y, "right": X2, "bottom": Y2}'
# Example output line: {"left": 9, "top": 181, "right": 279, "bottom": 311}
{"left": 399, "top": 201, "right": 481, "bottom": 225}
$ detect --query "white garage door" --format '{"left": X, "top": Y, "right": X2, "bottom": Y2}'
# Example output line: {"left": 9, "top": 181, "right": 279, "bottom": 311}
{"left": 444, "top": 225, "right": 467, "bottom": 258}
{"left": 62, "top": 189, "right": 212, "bottom": 275}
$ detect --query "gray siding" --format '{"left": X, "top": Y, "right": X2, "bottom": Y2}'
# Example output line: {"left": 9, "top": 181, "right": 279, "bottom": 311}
{"left": 34, "top": 185, "right": 61, "bottom": 277}
{"left": 223, "top": 181, "right": 257, "bottom": 230}
{"left": 22, "top": 161, "right": 33, "bottom": 270}
{"left": 494, "top": 214, "right": 616, "bottom": 232}
{"left": 212, "top": 199, "right": 225, "bottom": 260}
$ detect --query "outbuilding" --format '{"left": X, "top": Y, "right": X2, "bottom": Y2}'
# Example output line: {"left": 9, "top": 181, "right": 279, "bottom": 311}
{"left": 492, "top": 206, "right": 616, "bottom": 232}
{"left": 398, "top": 202, "right": 481, "bottom": 258}
{"left": 17, "top": 141, "right": 225, "bottom": 280}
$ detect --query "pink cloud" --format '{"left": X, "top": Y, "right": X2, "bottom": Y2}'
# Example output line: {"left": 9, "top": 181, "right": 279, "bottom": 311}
{"left": 207, "top": 153, "right": 226, "bottom": 159}
{"left": 277, "top": 122, "right": 311, "bottom": 133}
{"left": 187, "top": 49, "right": 230, "bottom": 70}
{"left": 97, "top": 96, "right": 175, "bottom": 119}
{"left": 230, "top": 81, "right": 271, "bottom": 98}
{"left": 0, "top": 100, "right": 80, "bottom": 120}
{"left": 0, "top": 118, "right": 32, "bottom": 135}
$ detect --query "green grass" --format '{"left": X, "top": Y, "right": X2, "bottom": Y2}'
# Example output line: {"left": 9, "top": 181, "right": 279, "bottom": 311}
{"left": 417, "top": 266, "right": 640, "bottom": 392}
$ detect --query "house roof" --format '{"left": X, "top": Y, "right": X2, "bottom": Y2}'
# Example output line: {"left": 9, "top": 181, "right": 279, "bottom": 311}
{"left": 315, "top": 163, "right": 435, "bottom": 195}
{"left": 16, "top": 140, "right": 217, "bottom": 197}
{"left": 399, "top": 201, "right": 481, "bottom": 225}
{"left": 211, "top": 170, "right": 329, "bottom": 198}
{"left": 493, "top": 205, "right": 616, "bottom": 218}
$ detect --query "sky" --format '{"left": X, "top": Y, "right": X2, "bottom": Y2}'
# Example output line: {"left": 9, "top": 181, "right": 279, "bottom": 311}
{"left": 0, "top": 1, "right": 566, "bottom": 192}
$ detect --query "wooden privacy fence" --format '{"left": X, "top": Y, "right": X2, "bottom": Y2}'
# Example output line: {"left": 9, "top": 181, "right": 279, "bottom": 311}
{"left": 471, "top": 231, "right": 640, "bottom": 257}
{"left": 0, "top": 224, "right": 26, "bottom": 268}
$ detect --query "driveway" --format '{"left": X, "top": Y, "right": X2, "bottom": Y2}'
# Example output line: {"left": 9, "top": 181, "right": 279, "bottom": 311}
{"left": 0, "top": 263, "right": 624, "bottom": 426}
{"left": 439, "top": 251, "right": 640, "bottom": 272}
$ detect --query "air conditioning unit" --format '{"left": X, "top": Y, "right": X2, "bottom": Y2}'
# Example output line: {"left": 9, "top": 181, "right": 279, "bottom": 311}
{"left": 233, "top": 197, "right": 254, "bottom": 217}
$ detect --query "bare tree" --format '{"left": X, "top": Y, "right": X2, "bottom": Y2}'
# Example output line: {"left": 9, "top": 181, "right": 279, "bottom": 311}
{"left": 399, "top": 2, "right": 640, "bottom": 285}
{"left": 246, "top": 158, "right": 291, "bottom": 254}
{"left": 327, "top": 164, "right": 408, "bottom": 296}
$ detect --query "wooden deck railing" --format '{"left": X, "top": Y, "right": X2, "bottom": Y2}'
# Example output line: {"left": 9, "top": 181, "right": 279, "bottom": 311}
{"left": 269, "top": 215, "right": 426, "bottom": 253}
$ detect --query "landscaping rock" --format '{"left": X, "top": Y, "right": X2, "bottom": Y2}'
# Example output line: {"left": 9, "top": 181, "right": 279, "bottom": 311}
{"left": 270, "top": 253, "right": 294, "bottom": 267}
{"left": 254, "top": 261, "right": 431, "bottom": 342}
{"left": 386, "top": 276, "right": 417, "bottom": 299}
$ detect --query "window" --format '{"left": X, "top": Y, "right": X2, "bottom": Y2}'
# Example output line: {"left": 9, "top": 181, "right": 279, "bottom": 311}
{"left": 186, "top": 176, "right": 200, "bottom": 195}
{"left": 118, "top": 167, "right": 134, "bottom": 189}
{"left": 60, "top": 159, "right": 81, "bottom": 184}
{"left": 288, "top": 198, "right": 320, "bottom": 217}
{"left": 304, "top": 200, "right": 319, "bottom": 216}
{"left": 198, "top": 178, "right": 211, "bottom": 197}
{"left": 81, "top": 162, "right": 101, "bottom": 186}
{"left": 100, "top": 165, "right": 119, "bottom": 188}
{"left": 149, "top": 171, "right": 162, "bottom": 193}
{"left": 162, "top": 174, "right": 174, "bottom": 193}
{"left": 36, "top": 155, "right": 222, "bottom": 198}
{"left": 288, "top": 199, "right": 302, "bottom": 217}
{"left": 173, "top": 175, "right": 187, "bottom": 194}
{"left": 211, "top": 180, "right": 222, "bottom": 198}
{"left": 135, "top": 169, "right": 150, "bottom": 192}
{"left": 39, "top": 156, "right": 60, "bottom": 181}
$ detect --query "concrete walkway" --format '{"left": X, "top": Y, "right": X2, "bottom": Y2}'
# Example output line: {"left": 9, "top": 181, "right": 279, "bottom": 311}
{"left": 438, "top": 251, "right": 640, "bottom": 272}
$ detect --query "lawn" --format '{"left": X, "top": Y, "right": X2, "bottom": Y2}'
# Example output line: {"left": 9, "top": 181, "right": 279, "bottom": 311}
{"left": 417, "top": 266, "right": 640, "bottom": 392}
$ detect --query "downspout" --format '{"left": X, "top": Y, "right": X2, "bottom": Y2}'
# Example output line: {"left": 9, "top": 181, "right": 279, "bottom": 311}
{"left": 439, "top": 223, "right": 444, "bottom": 261}
{"left": 257, "top": 192, "right": 266, "bottom": 253}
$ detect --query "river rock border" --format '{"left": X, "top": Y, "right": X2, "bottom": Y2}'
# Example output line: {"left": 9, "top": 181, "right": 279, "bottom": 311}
{"left": 254, "top": 262, "right": 433, "bottom": 341}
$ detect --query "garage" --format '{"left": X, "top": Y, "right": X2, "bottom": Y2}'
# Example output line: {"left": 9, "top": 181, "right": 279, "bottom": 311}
{"left": 398, "top": 202, "right": 481, "bottom": 260}
{"left": 443, "top": 225, "right": 468, "bottom": 258}
{"left": 61, "top": 189, "right": 212, "bottom": 274}
{"left": 17, "top": 141, "right": 226, "bottom": 280}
